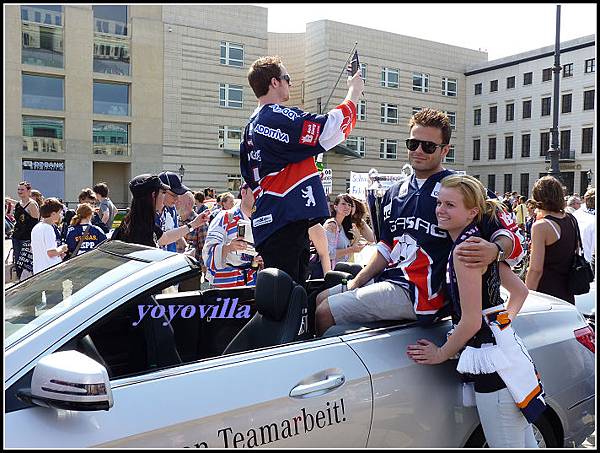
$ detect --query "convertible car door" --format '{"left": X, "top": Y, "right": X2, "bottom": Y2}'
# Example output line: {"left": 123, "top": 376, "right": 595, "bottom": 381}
{"left": 6, "top": 338, "right": 372, "bottom": 448}
{"left": 342, "top": 321, "right": 480, "bottom": 448}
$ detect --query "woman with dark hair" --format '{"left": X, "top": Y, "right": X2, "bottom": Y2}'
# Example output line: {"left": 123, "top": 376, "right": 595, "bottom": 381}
{"left": 324, "top": 194, "right": 365, "bottom": 268}
{"left": 348, "top": 194, "right": 375, "bottom": 245}
{"left": 525, "top": 176, "right": 578, "bottom": 303}
{"left": 111, "top": 174, "right": 210, "bottom": 248}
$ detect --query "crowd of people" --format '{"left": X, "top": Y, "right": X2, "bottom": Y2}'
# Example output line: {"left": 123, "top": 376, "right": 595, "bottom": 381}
{"left": 3, "top": 53, "right": 596, "bottom": 448}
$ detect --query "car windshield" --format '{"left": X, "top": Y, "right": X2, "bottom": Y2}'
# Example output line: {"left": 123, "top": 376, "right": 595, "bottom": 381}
{"left": 4, "top": 244, "right": 152, "bottom": 346}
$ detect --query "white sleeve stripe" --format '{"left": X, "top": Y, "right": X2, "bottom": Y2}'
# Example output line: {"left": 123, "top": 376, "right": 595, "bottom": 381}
{"left": 318, "top": 109, "right": 346, "bottom": 151}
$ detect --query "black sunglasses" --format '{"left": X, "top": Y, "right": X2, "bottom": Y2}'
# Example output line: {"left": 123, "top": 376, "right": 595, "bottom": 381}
{"left": 279, "top": 74, "right": 291, "bottom": 84}
{"left": 405, "top": 138, "right": 448, "bottom": 154}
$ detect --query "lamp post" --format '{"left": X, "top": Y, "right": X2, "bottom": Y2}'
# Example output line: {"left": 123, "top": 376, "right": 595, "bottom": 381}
{"left": 178, "top": 164, "right": 185, "bottom": 181}
{"left": 546, "top": 5, "right": 562, "bottom": 182}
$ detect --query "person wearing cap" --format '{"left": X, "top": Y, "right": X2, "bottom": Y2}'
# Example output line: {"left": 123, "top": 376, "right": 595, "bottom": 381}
{"left": 111, "top": 174, "right": 210, "bottom": 248}
{"left": 157, "top": 171, "right": 191, "bottom": 252}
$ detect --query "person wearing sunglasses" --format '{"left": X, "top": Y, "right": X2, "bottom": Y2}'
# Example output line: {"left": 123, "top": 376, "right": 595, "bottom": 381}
{"left": 240, "top": 55, "right": 364, "bottom": 285}
{"left": 315, "top": 108, "right": 524, "bottom": 336}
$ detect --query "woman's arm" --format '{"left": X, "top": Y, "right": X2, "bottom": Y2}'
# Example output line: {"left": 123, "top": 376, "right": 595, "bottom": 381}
{"left": 407, "top": 252, "right": 484, "bottom": 364}
{"left": 309, "top": 224, "right": 332, "bottom": 275}
{"left": 27, "top": 200, "right": 40, "bottom": 220}
{"left": 498, "top": 262, "right": 528, "bottom": 320}
{"left": 358, "top": 220, "right": 375, "bottom": 243}
{"left": 525, "top": 221, "right": 546, "bottom": 291}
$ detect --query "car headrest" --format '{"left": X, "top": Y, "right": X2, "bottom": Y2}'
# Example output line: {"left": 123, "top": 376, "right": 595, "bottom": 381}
{"left": 255, "top": 268, "right": 294, "bottom": 321}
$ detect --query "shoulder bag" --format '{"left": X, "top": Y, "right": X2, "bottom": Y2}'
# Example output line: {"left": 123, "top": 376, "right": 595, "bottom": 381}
{"left": 566, "top": 213, "right": 594, "bottom": 296}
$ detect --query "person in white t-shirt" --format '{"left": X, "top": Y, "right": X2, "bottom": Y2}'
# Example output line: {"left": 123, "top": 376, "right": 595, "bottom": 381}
{"left": 31, "top": 198, "right": 68, "bottom": 274}
{"left": 572, "top": 188, "right": 596, "bottom": 270}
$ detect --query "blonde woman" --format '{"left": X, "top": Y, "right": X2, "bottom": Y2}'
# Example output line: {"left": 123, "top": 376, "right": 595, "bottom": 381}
{"left": 407, "top": 175, "right": 545, "bottom": 448}
{"left": 65, "top": 203, "right": 107, "bottom": 257}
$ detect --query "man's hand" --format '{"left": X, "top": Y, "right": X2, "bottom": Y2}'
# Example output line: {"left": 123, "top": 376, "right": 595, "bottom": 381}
{"left": 406, "top": 339, "right": 446, "bottom": 365}
{"left": 347, "top": 70, "right": 365, "bottom": 104}
{"left": 191, "top": 209, "right": 211, "bottom": 228}
{"left": 454, "top": 236, "right": 498, "bottom": 268}
{"left": 226, "top": 237, "right": 249, "bottom": 254}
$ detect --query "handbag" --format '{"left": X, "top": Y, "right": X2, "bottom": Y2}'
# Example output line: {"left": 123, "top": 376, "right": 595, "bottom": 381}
{"left": 566, "top": 214, "right": 594, "bottom": 296}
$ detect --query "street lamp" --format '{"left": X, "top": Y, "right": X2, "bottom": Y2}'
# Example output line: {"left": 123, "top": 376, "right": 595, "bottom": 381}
{"left": 178, "top": 164, "right": 185, "bottom": 181}
{"left": 587, "top": 170, "right": 593, "bottom": 188}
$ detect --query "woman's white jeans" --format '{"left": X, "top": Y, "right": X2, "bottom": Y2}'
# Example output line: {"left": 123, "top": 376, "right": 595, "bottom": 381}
{"left": 475, "top": 388, "right": 538, "bottom": 448}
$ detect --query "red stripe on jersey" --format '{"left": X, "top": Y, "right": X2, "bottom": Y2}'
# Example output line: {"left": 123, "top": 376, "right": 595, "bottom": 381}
{"left": 260, "top": 157, "right": 317, "bottom": 196}
{"left": 401, "top": 248, "right": 446, "bottom": 313}
{"left": 335, "top": 100, "right": 357, "bottom": 140}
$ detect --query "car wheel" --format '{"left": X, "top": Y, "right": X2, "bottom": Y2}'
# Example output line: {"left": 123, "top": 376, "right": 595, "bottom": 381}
{"left": 465, "top": 413, "right": 559, "bottom": 448}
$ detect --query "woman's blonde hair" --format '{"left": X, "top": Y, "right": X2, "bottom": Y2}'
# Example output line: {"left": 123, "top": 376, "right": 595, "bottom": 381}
{"left": 71, "top": 203, "right": 93, "bottom": 226}
{"left": 439, "top": 175, "right": 504, "bottom": 223}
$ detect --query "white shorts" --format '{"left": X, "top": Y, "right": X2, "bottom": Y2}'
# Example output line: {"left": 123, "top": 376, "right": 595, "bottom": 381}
{"left": 327, "top": 281, "right": 416, "bottom": 325}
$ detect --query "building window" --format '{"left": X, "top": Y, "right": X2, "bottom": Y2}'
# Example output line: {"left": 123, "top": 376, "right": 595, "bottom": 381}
{"left": 506, "top": 76, "right": 515, "bottom": 89}
{"left": 346, "top": 136, "right": 366, "bottom": 157}
{"left": 520, "top": 173, "right": 530, "bottom": 198}
{"left": 358, "top": 100, "right": 367, "bottom": 121}
{"left": 561, "top": 93, "right": 572, "bottom": 114}
{"left": 473, "top": 139, "right": 481, "bottom": 161}
{"left": 412, "top": 106, "right": 422, "bottom": 116}
{"left": 22, "top": 116, "right": 64, "bottom": 153}
{"left": 542, "top": 68, "right": 553, "bottom": 82}
{"left": 521, "top": 133, "right": 531, "bottom": 158}
{"left": 381, "top": 68, "right": 399, "bottom": 88}
{"left": 488, "top": 137, "right": 497, "bottom": 160}
{"left": 560, "top": 130, "right": 571, "bottom": 153}
{"left": 522, "top": 100, "right": 532, "bottom": 119}
{"left": 412, "top": 73, "right": 429, "bottom": 93}
{"left": 443, "top": 145, "right": 455, "bottom": 163}
{"left": 22, "top": 74, "right": 64, "bottom": 110}
{"left": 505, "top": 136, "right": 513, "bottom": 159}
{"left": 93, "top": 81, "right": 129, "bottom": 115}
{"left": 581, "top": 127, "right": 593, "bottom": 154}
{"left": 489, "top": 105, "right": 497, "bottom": 124}
{"left": 504, "top": 174, "right": 512, "bottom": 193}
{"left": 562, "top": 63, "right": 573, "bottom": 78}
{"left": 580, "top": 171, "right": 591, "bottom": 196}
{"left": 523, "top": 72, "right": 533, "bottom": 85}
{"left": 474, "top": 83, "right": 482, "bottom": 95}
{"left": 583, "top": 90, "right": 595, "bottom": 110}
{"left": 541, "top": 97, "right": 551, "bottom": 116}
{"left": 584, "top": 58, "right": 595, "bottom": 73}
{"left": 219, "top": 83, "right": 243, "bottom": 109}
{"left": 442, "top": 77, "right": 457, "bottom": 96}
{"left": 487, "top": 174, "right": 496, "bottom": 193}
{"left": 93, "top": 5, "right": 128, "bottom": 36}
{"left": 540, "top": 131, "right": 550, "bottom": 156}
{"left": 93, "top": 36, "right": 130, "bottom": 75}
{"left": 379, "top": 139, "right": 397, "bottom": 159}
{"left": 445, "top": 111, "right": 456, "bottom": 130}
{"left": 92, "top": 121, "right": 129, "bottom": 156}
{"left": 218, "top": 126, "right": 242, "bottom": 150}
{"left": 506, "top": 103, "right": 514, "bottom": 121}
{"left": 474, "top": 108, "right": 481, "bottom": 126}
{"left": 21, "top": 6, "right": 64, "bottom": 69}
{"left": 490, "top": 80, "right": 498, "bottom": 92}
{"left": 227, "top": 174, "right": 243, "bottom": 192}
{"left": 380, "top": 103, "right": 398, "bottom": 124}
{"left": 220, "top": 42, "right": 244, "bottom": 67}
{"left": 360, "top": 63, "right": 367, "bottom": 81}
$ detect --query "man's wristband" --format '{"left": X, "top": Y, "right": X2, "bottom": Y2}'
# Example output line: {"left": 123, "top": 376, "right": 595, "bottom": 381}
{"left": 184, "top": 222, "right": 194, "bottom": 233}
{"left": 494, "top": 242, "right": 506, "bottom": 262}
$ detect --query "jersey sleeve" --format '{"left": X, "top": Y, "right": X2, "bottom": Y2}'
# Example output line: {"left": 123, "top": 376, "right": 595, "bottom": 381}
{"left": 202, "top": 210, "right": 229, "bottom": 278}
{"left": 375, "top": 185, "right": 397, "bottom": 264}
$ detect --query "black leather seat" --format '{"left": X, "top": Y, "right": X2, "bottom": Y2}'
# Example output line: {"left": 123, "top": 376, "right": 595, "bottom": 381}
{"left": 333, "top": 262, "right": 363, "bottom": 277}
{"left": 223, "top": 268, "right": 308, "bottom": 355}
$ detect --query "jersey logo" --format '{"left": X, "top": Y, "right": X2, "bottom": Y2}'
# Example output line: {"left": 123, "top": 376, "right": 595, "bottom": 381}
{"left": 431, "top": 182, "right": 442, "bottom": 198}
{"left": 299, "top": 121, "right": 321, "bottom": 146}
{"left": 249, "top": 149, "right": 261, "bottom": 162}
{"left": 254, "top": 124, "right": 290, "bottom": 143}
{"left": 301, "top": 185, "right": 316, "bottom": 207}
{"left": 253, "top": 214, "right": 273, "bottom": 227}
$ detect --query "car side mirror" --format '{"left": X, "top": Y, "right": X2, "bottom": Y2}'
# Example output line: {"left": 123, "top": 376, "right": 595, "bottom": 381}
{"left": 17, "top": 350, "right": 113, "bottom": 411}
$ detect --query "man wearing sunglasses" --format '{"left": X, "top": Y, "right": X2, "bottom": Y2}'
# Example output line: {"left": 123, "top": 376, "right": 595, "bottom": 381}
{"left": 240, "top": 56, "right": 364, "bottom": 285}
{"left": 315, "top": 108, "right": 524, "bottom": 336}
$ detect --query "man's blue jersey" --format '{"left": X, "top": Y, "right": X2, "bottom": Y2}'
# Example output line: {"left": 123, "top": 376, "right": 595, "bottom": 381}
{"left": 240, "top": 101, "right": 356, "bottom": 248}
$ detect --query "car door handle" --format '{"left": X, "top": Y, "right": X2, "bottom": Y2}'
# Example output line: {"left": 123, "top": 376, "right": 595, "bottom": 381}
{"left": 289, "top": 374, "right": 346, "bottom": 398}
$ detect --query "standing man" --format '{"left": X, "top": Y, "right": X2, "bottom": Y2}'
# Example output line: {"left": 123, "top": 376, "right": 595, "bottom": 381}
{"left": 12, "top": 181, "right": 40, "bottom": 279}
{"left": 93, "top": 182, "right": 118, "bottom": 231}
{"left": 240, "top": 55, "right": 364, "bottom": 284}
{"left": 158, "top": 171, "right": 190, "bottom": 252}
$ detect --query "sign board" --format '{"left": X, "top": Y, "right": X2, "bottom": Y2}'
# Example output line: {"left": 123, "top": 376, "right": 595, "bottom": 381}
{"left": 322, "top": 168, "right": 333, "bottom": 195}
{"left": 349, "top": 171, "right": 406, "bottom": 200}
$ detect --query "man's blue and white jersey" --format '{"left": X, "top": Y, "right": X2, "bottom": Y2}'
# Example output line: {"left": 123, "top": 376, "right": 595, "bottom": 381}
{"left": 157, "top": 205, "right": 179, "bottom": 252}
{"left": 240, "top": 101, "right": 356, "bottom": 248}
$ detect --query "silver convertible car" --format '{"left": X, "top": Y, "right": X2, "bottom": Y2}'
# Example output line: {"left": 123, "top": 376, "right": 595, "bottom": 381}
{"left": 5, "top": 241, "right": 595, "bottom": 448}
